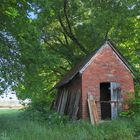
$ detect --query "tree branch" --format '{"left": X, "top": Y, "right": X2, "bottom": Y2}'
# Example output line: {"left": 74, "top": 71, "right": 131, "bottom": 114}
{"left": 63, "top": 0, "right": 72, "bottom": 33}
{"left": 57, "top": 0, "right": 88, "bottom": 54}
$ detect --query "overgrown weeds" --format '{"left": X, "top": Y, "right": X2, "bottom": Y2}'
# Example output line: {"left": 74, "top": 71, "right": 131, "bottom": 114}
{"left": 0, "top": 109, "right": 140, "bottom": 140}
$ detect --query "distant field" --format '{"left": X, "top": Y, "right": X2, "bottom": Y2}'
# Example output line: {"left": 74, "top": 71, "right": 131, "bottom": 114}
{"left": 0, "top": 109, "right": 140, "bottom": 140}
{"left": 0, "top": 109, "right": 19, "bottom": 114}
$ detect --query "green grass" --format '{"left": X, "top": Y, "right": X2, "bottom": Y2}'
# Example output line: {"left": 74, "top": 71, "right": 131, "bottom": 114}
{"left": 0, "top": 109, "right": 140, "bottom": 140}
{"left": 0, "top": 109, "right": 19, "bottom": 115}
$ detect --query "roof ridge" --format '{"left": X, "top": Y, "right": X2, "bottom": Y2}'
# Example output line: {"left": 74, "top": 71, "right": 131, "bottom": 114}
{"left": 55, "top": 40, "right": 134, "bottom": 88}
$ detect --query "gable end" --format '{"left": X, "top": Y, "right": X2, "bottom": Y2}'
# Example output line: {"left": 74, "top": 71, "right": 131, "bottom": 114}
{"left": 80, "top": 41, "right": 134, "bottom": 76}
{"left": 55, "top": 40, "right": 134, "bottom": 88}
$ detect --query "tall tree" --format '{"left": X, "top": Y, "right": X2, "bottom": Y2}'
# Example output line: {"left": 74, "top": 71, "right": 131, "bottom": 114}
{"left": 1, "top": 0, "right": 140, "bottom": 108}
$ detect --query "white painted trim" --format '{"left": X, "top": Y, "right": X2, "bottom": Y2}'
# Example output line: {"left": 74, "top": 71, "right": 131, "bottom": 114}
{"left": 113, "top": 51, "right": 133, "bottom": 75}
{"left": 107, "top": 42, "right": 134, "bottom": 77}
{"left": 80, "top": 41, "right": 133, "bottom": 76}
{"left": 80, "top": 41, "right": 109, "bottom": 73}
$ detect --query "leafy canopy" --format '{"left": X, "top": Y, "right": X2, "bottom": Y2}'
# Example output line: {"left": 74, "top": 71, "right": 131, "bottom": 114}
{"left": 0, "top": 0, "right": 140, "bottom": 107}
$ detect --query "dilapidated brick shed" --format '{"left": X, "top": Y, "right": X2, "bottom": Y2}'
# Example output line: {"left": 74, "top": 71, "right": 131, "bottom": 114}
{"left": 54, "top": 40, "right": 134, "bottom": 121}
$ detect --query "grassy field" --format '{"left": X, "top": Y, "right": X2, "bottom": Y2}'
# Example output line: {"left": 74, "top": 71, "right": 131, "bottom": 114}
{"left": 0, "top": 109, "right": 140, "bottom": 140}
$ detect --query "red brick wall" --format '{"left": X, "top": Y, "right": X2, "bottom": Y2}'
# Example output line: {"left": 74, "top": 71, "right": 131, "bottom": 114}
{"left": 81, "top": 44, "right": 134, "bottom": 119}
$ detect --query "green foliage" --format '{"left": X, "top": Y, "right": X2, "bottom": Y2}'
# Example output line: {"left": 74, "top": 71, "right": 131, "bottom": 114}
{"left": 128, "top": 98, "right": 140, "bottom": 113}
{"left": 21, "top": 106, "right": 69, "bottom": 125}
{"left": 0, "top": 0, "right": 140, "bottom": 110}
{"left": 1, "top": 110, "right": 140, "bottom": 140}
{"left": 119, "top": 110, "right": 135, "bottom": 118}
{"left": 119, "top": 92, "right": 140, "bottom": 118}
{"left": 0, "top": 133, "right": 10, "bottom": 140}
{"left": 135, "top": 82, "right": 140, "bottom": 97}
{"left": 44, "top": 111, "right": 69, "bottom": 125}
{"left": 98, "top": 120, "right": 134, "bottom": 140}
{"left": 0, "top": 0, "right": 33, "bottom": 91}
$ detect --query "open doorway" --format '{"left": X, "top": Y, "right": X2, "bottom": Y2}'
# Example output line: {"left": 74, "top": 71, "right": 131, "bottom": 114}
{"left": 100, "top": 82, "right": 111, "bottom": 120}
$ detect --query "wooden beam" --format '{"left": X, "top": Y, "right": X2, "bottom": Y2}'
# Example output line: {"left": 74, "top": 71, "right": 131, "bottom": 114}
{"left": 87, "top": 93, "right": 99, "bottom": 125}
{"left": 71, "top": 90, "right": 81, "bottom": 120}
{"left": 87, "top": 93, "right": 95, "bottom": 124}
{"left": 59, "top": 89, "right": 68, "bottom": 115}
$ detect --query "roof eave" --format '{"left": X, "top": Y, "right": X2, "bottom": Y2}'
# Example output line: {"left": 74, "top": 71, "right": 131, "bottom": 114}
{"left": 55, "top": 72, "right": 81, "bottom": 88}
{"left": 107, "top": 41, "right": 135, "bottom": 77}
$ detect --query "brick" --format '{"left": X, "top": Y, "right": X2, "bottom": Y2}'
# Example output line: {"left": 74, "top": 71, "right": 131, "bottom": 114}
{"left": 57, "top": 43, "right": 134, "bottom": 120}
{"left": 81, "top": 46, "right": 134, "bottom": 119}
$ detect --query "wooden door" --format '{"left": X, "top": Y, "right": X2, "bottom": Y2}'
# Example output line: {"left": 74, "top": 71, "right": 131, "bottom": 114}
{"left": 111, "top": 82, "right": 121, "bottom": 119}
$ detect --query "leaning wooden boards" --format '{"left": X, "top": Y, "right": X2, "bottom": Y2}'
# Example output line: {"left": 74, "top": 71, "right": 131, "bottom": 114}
{"left": 55, "top": 88, "right": 81, "bottom": 119}
{"left": 88, "top": 93, "right": 98, "bottom": 124}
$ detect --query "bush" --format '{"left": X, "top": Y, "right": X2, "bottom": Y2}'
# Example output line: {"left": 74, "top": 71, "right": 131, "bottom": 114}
{"left": 20, "top": 108, "right": 69, "bottom": 125}
{"left": 119, "top": 91, "right": 140, "bottom": 118}
{"left": 46, "top": 111, "right": 69, "bottom": 125}
{"left": 119, "top": 110, "right": 135, "bottom": 118}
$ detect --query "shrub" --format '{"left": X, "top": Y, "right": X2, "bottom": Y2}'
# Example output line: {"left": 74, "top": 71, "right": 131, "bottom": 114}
{"left": 119, "top": 91, "right": 140, "bottom": 118}
{"left": 46, "top": 111, "right": 69, "bottom": 125}
{"left": 20, "top": 108, "right": 69, "bottom": 125}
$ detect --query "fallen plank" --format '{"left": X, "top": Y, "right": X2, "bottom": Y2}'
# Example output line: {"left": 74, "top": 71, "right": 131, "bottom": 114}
{"left": 88, "top": 99, "right": 95, "bottom": 125}
{"left": 88, "top": 93, "right": 95, "bottom": 124}
{"left": 92, "top": 99, "right": 98, "bottom": 124}
{"left": 88, "top": 93, "right": 99, "bottom": 125}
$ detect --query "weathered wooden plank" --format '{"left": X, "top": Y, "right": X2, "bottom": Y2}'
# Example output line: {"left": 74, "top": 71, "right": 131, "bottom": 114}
{"left": 59, "top": 89, "right": 65, "bottom": 114}
{"left": 87, "top": 93, "right": 99, "bottom": 125}
{"left": 92, "top": 99, "right": 98, "bottom": 124}
{"left": 68, "top": 92, "right": 76, "bottom": 117}
{"left": 71, "top": 90, "right": 81, "bottom": 119}
{"left": 54, "top": 91, "right": 61, "bottom": 111}
{"left": 63, "top": 90, "right": 68, "bottom": 114}
{"left": 88, "top": 99, "right": 95, "bottom": 125}
{"left": 59, "top": 89, "right": 68, "bottom": 115}
{"left": 64, "top": 91, "right": 71, "bottom": 115}
{"left": 67, "top": 92, "right": 73, "bottom": 115}
{"left": 96, "top": 101, "right": 122, "bottom": 103}
{"left": 87, "top": 93, "right": 95, "bottom": 125}
{"left": 57, "top": 90, "right": 63, "bottom": 113}
{"left": 111, "top": 82, "right": 121, "bottom": 119}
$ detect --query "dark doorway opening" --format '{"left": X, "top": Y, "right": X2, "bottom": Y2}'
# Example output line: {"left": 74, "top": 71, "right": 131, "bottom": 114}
{"left": 100, "top": 82, "right": 111, "bottom": 120}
